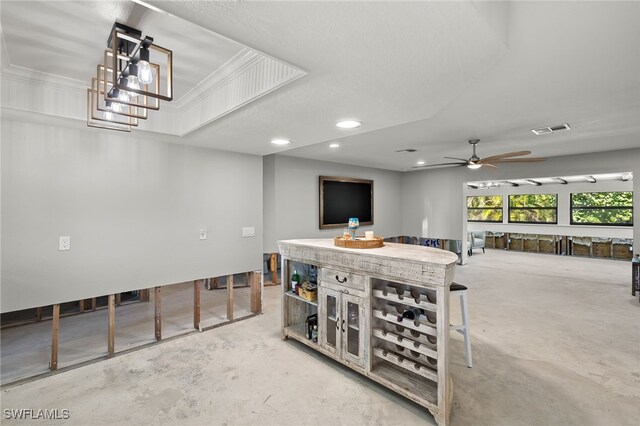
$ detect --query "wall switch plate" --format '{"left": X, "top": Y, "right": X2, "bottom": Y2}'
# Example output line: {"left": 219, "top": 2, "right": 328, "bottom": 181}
{"left": 200, "top": 228, "right": 207, "bottom": 240}
{"left": 59, "top": 236, "right": 70, "bottom": 251}
{"left": 242, "top": 227, "right": 255, "bottom": 237}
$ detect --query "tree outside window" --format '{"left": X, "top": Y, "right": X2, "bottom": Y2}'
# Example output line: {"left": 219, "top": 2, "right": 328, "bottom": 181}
{"left": 571, "top": 191, "right": 633, "bottom": 226}
{"left": 467, "top": 195, "right": 503, "bottom": 222}
{"left": 508, "top": 194, "right": 557, "bottom": 224}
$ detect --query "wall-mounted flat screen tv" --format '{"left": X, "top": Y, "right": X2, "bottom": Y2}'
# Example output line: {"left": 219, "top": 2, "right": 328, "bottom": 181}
{"left": 319, "top": 176, "right": 373, "bottom": 229}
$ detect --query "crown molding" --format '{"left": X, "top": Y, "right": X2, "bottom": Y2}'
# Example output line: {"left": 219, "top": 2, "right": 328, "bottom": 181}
{"left": 177, "top": 52, "right": 307, "bottom": 136}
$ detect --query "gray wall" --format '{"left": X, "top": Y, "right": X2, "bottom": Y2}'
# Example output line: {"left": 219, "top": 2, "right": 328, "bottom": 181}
{"left": 401, "top": 148, "right": 640, "bottom": 258}
{"left": 263, "top": 155, "right": 403, "bottom": 253}
{"left": 1, "top": 112, "right": 263, "bottom": 313}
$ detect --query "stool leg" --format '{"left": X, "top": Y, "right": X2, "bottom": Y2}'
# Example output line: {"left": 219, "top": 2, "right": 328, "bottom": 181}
{"left": 460, "top": 291, "right": 472, "bottom": 368}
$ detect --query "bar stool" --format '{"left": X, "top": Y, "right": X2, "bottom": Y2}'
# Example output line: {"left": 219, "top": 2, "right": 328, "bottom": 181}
{"left": 450, "top": 282, "right": 472, "bottom": 368}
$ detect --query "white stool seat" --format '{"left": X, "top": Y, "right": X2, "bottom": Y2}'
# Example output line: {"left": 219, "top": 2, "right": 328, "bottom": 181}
{"left": 450, "top": 283, "right": 472, "bottom": 368}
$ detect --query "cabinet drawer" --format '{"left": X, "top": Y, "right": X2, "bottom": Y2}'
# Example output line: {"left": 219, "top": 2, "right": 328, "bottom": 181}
{"left": 321, "top": 267, "right": 365, "bottom": 292}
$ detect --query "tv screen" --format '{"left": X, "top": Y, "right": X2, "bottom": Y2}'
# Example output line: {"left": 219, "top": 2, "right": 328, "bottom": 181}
{"left": 319, "top": 176, "right": 373, "bottom": 229}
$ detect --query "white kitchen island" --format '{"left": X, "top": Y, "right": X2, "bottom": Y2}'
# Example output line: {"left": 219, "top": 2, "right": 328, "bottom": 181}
{"left": 278, "top": 238, "right": 458, "bottom": 426}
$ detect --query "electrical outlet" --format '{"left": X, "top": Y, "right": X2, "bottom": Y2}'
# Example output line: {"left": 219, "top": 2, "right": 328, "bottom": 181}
{"left": 200, "top": 228, "right": 207, "bottom": 240}
{"left": 59, "top": 236, "right": 70, "bottom": 251}
{"left": 242, "top": 227, "right": 255, "bottom": 237}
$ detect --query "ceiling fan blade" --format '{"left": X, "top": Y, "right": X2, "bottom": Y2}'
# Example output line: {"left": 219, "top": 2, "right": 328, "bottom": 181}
{"left": 478, "top": 151, "right": 532, "bottom": 163}
{"left": 411, "top": 162, "right": 466, "bottom": 169}
{"left": 492, "top": 157, "right": 547, "bottom": 163}
{"left": 481, "top": 163, "right": 498, "bottom": 169}
{"left": 444, "top": 156, "right": 469, "bottom": 162}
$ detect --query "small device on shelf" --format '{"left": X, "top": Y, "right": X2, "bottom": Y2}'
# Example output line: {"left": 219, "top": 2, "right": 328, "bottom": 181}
{"left": 305, "top": 314, "right": 318, "bottom": 340}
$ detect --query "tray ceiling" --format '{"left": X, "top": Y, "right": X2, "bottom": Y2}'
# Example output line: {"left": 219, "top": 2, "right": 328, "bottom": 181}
{"left": 1, "top": 1, "right": 639, "bottom": 169}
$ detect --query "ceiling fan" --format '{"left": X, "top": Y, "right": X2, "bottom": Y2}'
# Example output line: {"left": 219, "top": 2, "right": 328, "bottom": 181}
{"left": 413, "top": 139, "right": 546, "bottom": 170}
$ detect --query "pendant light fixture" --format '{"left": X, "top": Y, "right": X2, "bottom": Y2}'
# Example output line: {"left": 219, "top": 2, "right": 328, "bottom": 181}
{"left": 87, "top": 22, "right": 172, "bottom": 131}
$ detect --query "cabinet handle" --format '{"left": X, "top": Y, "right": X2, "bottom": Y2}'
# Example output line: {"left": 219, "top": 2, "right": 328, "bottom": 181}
{"left": 336, "top": 317, "right": 340, "bottom": 330}
{"left": 341, "top": 319, "right": 346, "bottom": 333}
{"left": 342, "top": 289, "right": 349, "bottom": 295}
{"left": 335, "top": 275, "right": 348, "bottom": 283}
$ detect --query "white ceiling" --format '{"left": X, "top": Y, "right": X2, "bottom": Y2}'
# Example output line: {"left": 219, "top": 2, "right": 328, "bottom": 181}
{"left": 1, "top": 1, "right": 639, "bottom": 170}
{"left": 0, "top": 0, "right": 244, "bottom": 101}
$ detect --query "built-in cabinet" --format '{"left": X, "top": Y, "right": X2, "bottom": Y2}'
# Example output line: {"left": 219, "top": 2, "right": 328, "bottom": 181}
{"left": 279, "top": 239, "right": 458, "bottom": 426}
{"left": 318, "top": 283, "right": 367, "bottom": 368}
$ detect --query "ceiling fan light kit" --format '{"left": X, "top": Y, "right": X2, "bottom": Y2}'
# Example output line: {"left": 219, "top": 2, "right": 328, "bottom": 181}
{"left": 413, "top": 139, "right": 547, "bottom": 170}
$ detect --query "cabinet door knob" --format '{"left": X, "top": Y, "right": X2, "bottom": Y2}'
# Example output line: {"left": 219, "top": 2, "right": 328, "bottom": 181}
{"left": 341, "top": 319, "right": 346, "bottom": 332}
{"left": 336, "top": 317, "right": 340, "bottom": 330}
{"left": 335, "top": 275, "right": 347, "bottom": 283}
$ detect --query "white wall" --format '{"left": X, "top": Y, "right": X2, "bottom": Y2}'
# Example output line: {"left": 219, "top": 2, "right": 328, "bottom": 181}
{"left": 1, "top": 111, "right": 263, "bottom": 313}
{"left": 401, "top": 148, "right": 640, "bottom": 259}
{"left": 263, "top": 155, "right": 403, "bottom": 253}
{"left": 467, "top": 179, "right": 634, "bottom": 239}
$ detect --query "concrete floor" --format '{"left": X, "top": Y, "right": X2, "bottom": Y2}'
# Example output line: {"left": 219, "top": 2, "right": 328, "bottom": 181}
{"left": 1, "top": 250, "right": 639, "bottom": 425}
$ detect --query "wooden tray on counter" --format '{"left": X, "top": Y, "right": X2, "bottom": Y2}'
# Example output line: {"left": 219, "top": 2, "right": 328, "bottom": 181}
{"left": 334, "top": 236, "right": 384, "bottom": 249}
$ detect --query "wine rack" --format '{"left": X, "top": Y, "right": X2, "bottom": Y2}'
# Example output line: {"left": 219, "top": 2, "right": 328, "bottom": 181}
{"left": 371, "top": 279, "right": 440, "bottom": 401}
{"left": 279, "top": 239, "right": 458, "bottom": 425}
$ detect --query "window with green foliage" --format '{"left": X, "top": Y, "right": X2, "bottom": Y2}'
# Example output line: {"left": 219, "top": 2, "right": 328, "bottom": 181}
{"left": 571, "top": 191, "right": 633, "bottom": 226}
{"left": 508, "top": 194, "right": 557, "bottom": 223}
{"left": 467, "top": 195, "right": 503, "bottom": 222}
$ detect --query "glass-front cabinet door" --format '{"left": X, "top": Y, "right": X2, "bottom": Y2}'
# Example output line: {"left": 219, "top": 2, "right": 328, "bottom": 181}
{"left": 342, "top": 293, "right": 366, "bottom": 367}
{"left": 319, "top": 287, "right": 341, "bottom": 355}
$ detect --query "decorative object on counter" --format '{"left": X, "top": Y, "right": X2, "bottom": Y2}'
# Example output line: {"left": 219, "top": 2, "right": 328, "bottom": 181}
{"left": 291, "top": 269, "right": 300, "bottom": 295}
{"left": 365, "top": 230, "right": 374, "bottom": 240}
{"left": 343, "top": 227, "right": 351, "bottom": 239}
{"left": 348, "top": 217, "right": 360, "bottom": 238}
{"left": 334, "top": 236, "right": 384, "bottom": 249}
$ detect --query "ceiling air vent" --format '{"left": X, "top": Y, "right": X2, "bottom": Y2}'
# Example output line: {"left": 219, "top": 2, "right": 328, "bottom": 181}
{"left": 531, "top": 123, "right": 570, "bottom": 135}
{"left": 396, "top": 149, "right": 417, "bottom": 153}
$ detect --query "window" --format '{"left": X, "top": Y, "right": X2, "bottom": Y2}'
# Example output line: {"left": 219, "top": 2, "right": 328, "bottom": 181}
{"left": 508, "top": 194, "right": 557, "bottom": 224}
{"left": 467, "top": 195, "right": 503, "bottom": 222}
{"left": 571, "top": 191, "right": 633, "bottom": 226}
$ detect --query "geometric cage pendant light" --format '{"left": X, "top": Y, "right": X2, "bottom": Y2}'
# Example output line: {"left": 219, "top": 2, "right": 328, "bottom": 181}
{"left": 87, "top": 22, "right": 173, "bottom": 132}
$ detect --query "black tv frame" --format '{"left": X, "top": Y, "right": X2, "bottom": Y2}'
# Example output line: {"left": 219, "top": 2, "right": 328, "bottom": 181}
{"left": 319, "top": 176, "right": 374, "bottom": 229}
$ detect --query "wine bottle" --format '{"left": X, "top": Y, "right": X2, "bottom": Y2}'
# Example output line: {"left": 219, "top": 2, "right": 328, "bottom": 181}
{"left": 291, "top": 269, "right": 300, "bottom": 294}
{"left": 397, "top": 307, "right": 425, "bottom": 322}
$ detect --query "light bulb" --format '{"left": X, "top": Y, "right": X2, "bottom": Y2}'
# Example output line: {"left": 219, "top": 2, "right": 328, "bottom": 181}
{"left": 137, "top": 60, "right": 153, "bottom": 84}
{"left": 126, "top": 75, "right": 140, "bottom": 98}
{"left": 117, "top": 88, "right": 130, "bottom": 103}
{"left": 112, "top": 102, "right": 125, "bottom": 113}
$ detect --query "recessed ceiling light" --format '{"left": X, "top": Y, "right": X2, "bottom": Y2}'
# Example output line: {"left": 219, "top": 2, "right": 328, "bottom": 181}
{"left": 270, "top": 138, "right": 291, "bottom": 146}
{"left": 417, "top": 160, "right": 425, "bottom": 165}
{"left": 329, "top": 143, "right": 340, "bottom": 148}
{"left": 336, "top": 120, "right": 362, "bottom": 129}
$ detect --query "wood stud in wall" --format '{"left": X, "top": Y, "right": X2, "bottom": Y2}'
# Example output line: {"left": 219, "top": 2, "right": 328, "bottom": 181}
{"left": 9, "top": 270, "right": 263, "bottom": 383}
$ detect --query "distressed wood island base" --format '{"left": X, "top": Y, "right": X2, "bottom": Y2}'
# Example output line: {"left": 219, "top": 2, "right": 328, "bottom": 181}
{"left": 278, "top": 239, "right": 458, "bottom": 426}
